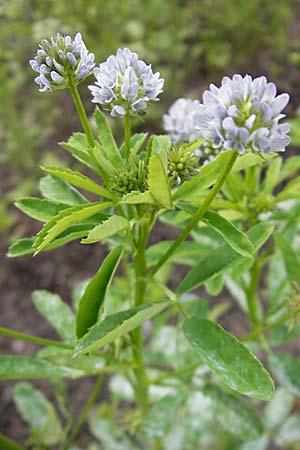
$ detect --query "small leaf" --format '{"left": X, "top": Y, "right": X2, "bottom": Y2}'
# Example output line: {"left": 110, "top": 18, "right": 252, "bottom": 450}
{"left": 232, "top": 152, "right": 273, "bottom": 172}
{"left": 203, "top": 384, "right": 264, "bottom": 440}
{"left": 0, "top": 432, "right": 25, "bottom": 450}
{"left": 203, "top": 210, "right": 255, "bottom": 257}
{"left": 41, "top": 166, "right": 115, "bottom": 199}
{"left": 60, "top": 132, "right": 100, "bottom": 173}
{"left": 275, "top": 414, "right": 300, "bottom": 447}
{"left": 76, "top": 245, "right": 124, "bottom": 338}
{"left": 173, "top": 150, "right": 235, "bottom": 201}
{"left": 178, "top": 223, "right": 274, "bottom": 294}
{"left": 121, "top": 190, "right": 156, "bottom": 205}
{"left": 151, "top": 135, "right": 171, "bottom": 171}
{"left": 34, "top": 201, "right": 112, "bottom": 254}
{"left": 94, "top": 108, "right": 124, "bottom": 168}
{"left": 265, "top": 388, "right": 294, "bottom": 430}
{"left": 262, "top": 157, "right": 282, "bottom": 194}
{"left": 274, "top": 232, "right": 300, "bottom": 287}
{"left": 74, "top": 300, "right": 170, "bottom": 356}
{"left": 269, "top": 354, "right": 300, "bottom": 397}
{"left": 148, "top": 154, "right": 173, "bottom": 209}
{"left": 0, "top": 356, "right": 83, "bottom": 379}
{"left": 13, "top": 382, "right": 63, "bottom": 445}
{"left": 39, "top": 175, "right": 87, "bottom": 205}
{"left": 140, "top": 394, "right": 184, "bottom": 441}
{"left": 81, "top": 216, "right": 129, "bottom": 244}
{"left": 32, "top": 290, "right": 76, "bottom": 344}
{"left": 183, "top": 318, "right": 274, "bottom": 400}
{"left": 7, "top": 238, "right": 36, "bottom": 257}
{"left": 15, "top": 198, "right": 68, "bottom": 222}
{"left": 89, "top": 415, "right": 136, "bottom": 450}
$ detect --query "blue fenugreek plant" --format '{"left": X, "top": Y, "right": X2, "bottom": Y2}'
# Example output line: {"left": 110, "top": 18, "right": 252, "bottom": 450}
{"left": 2, "top": 32, "right": 300, "bottom": 450}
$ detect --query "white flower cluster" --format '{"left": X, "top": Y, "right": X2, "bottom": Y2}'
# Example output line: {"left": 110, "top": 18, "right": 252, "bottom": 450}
{"left": 163, "top": 98, "right": 201, "bottom": 143}
{"left": 89, "top": 48, "right": 164, "bottom": 117}
{"left": 30, "top": 33, "right": 95, "bottom": 91}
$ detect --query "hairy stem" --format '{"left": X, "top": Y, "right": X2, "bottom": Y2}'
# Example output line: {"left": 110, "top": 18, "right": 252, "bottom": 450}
{"left": 0, "top": 326, "right": 72, "bottom": 350}
{"left": 124, "top": 112, "right": 131, "bottom": 161}
{"left": 68, "top": 81, "right": 95, "bottom": 148}
{"left": 150, "top": 151, "right": 239, "bottom": 276}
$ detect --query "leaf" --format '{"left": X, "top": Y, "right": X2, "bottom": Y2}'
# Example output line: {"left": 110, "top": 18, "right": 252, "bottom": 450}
{"left": 151, "top": 135, "right": 171, "bottom": 171}
{"left": 148, "top": 154, "right": 173, "bottom": 209}
{"left": 89, "top": 415, "right": 136, "bottom": 450}
{"left": 39, "top": 175, "right": 87, "bottom": 205}
{"left": 173, "top": 150, "right": 235, "bottom": 201}
{"left": 203, "top": 210, "right": 255, "bottom": 257}
{"left": 60, "top": 132, "right": 100, "bottom": 173}
{"left": 0, "top": 433, "right": 25, "bottom": 450}
{"left": 94, "top": 108, "right": 124, "bottom": 168}
{"left": 275, "top": 414, "right": 300, "bottom": 447}
{"left": 121, "top": 190, "right": 156, "bottom": 205}
{"left": 15, "top": 197, "right": 68, "bottom": 222}
{"left": 81, "top": 216, "right": 129, "bottom": 244}
{"left": 274, "top": 232, "right": 300, "bottom": 287}
{"left": 269, "top": 354, "right": 300, "bottom": 397}
{"left": 32, "top": 290, "right": 76, "bottom": 344}
{"left": 0, "top": 356, "right": 83, "bottom": 379}
{"left": 183, "top": 318, "right": 274, "bottom": 400}
{"left": 7, "top": 238, "right": 36, "bottom": 257}
{"left": 203, "top": 384, "right": 264, "bottom": 440}
{"left": 34, "top": 201, "right": 112, "bottom": 254}
{"left": 265, "top": 388, "right": 294, "bottom": 430}
{"left": 262, "top": 157, "right": 282, "bottom": 194}
{"left": 140, "top": 394, "right": 184, "bottom": 441}
{"left": 74, "top": 300, "right": 170, "bottom": 356}
{"left": 41, "top": 166, "right": 115, "bottom": 199}
{"left": 232, "top": 152, "right": 273, "bottom": 172}
{"left": 178, "top": 223, "right": 274, "bottom": 294}
{"left": 76, "top": 245, "right": 124, "bottom": 338}
{"left": 13, "top": 382, "right": 63, "bottom": 445}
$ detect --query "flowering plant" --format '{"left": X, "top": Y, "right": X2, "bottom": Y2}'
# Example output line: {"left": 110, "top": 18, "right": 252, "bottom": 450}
{"left": 2, "top": 33, "right": 300, "bottom": 450}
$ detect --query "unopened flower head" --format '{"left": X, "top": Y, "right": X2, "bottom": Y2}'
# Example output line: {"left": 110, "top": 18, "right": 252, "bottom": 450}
{"left": 194, "top": 74, "right": 290, "bottom": 154}
{"left": 163, "top": 98, "right": 201, "bottom": 143}
{"left": 30, "top": 33, "right": 95, "bottom": 92}
{"left": 89, "top": 48, "right": 164, "bottom": 117}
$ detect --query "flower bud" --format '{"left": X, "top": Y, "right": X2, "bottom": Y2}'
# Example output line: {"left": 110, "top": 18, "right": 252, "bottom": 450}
{"left": 30, "top": 33, "right": 95, "bottom": 91}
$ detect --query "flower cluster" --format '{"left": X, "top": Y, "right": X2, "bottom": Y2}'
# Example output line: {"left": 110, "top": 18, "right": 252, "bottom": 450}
{"left": 194, "top": 74, "right": 290, "bottom": 154}
{"left": 168, "top": 145, "right": 200, "bottom": 185}
{"left": 30, "top": 33, "right": 95, "bottom": 92}
{"left": 89, "top": 48, "right": 164, "bottom": 117}
{"left": 163, "top": 98, "right": 201, "bottom": 143}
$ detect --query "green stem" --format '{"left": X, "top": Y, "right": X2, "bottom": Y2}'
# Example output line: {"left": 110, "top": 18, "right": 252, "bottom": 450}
{"left": 124, "top": 112, "right": 131, "bottom": 161}
{"left": 242, "top": 313, "right": 290, "bottom": 342}
{"left": 0, "top": 433, "right": 25, "bottom": 450}
{"left": 150, "top": 151, "right": 239, "bottom": 276}
{"left": 131, "top": 221, "right": 150, "bottom": 414}
{"left": 65, "top": 375, "right": 104, "bottom": 447}
{"left": 247, "top": 259, "right": 261, "bottom": 327}
{"left": 0, "top": 326, "right": 72, "bottom": 350}
{"left": 68, "top": 81, "right": 95, "bottom": 148}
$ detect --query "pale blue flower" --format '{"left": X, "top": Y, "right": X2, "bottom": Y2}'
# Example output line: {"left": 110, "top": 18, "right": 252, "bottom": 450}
{"left": 194, "top": 74, "right": 290, "bottom": 154}
{"left": 89, "top": 48, "right": 164, "bottom": 117}
{"left": 163, "top": 98, "right": 201, "bottom": 143}
{"left": 30, "top": 33, "right": 95, "bottom": 91}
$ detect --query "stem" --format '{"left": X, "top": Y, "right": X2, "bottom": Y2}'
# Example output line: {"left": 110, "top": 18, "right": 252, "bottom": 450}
{"left": 0, "top": 433, "right": 25, "bottom": 450}
{"left": 65, "top": 375, "right": 103, "bottom": 447}
{"left": 68, "top": 81, "right": 95, "bottom": 148}
{"left": 150, "top": 151, "right": 239, "bottom": 276}
{"left": 131, "top": 221, "right": 150, "bottom": 414}
{"left": 0, "top": 326, "right": 72, "bottom": 350}
{"left": 247, "top": 259, "right": 261, "bottom": 327}
{"left": 242, "top": 313, "right": 290, "bottom": 342}
{"left": 124, "top": 112, "right": 131, "bottom": 161}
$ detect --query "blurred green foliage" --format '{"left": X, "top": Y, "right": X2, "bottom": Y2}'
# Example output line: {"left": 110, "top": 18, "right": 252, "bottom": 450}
{"left": 0, "top": 0, "right": 297, "bottom": 234}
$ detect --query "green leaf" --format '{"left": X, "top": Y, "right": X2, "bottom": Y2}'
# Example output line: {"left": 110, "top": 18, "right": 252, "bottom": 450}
{"left": 262, "top": 157, "right": 282, "bottom": 194}
{"left": 269, "top": 354, "right": 300, "bottom": 397}
{"left": 265, "top": 388, "right": 294, "bottom": 430}
{"left": 121, "top": 190, "right": 156, "bottom": 205}
{"left": 76, "top": 245, "right": 124, "bottom": 338}
{"left": 81, "top": 216, "right": 129, "bottom": 244}
{"left": 178, "top": 223, "right": 274, "bottom": 294}
{"left": 232, "top": 152, "right": 273, "bottom": 172}
{"left": 94, "top": 108, "right": 124, "bottom": 168}
{"left": 275, "top": 414, "right": 300, "bottom": 447}
{"left": 173, "top": 150, "right": 234, "bottom": 202}
{"left": 34, "top": 201, "right": 112, "bottom": 254}
{"left": 0, "top": 433, "right": 25, "bottom": 450}
{"left": 274, "top": 232, "right": 300, "bottom": 287}
{"left": 41, "top": 166, "right": 115, "bottom": 200}
{"left": 203, "top": 210, "right": 255, "bottom": 257}
{"left": 7, "top": 238, "right": 36, "bottom": 257}
{"left": 183, "top": 318, "right": 274, "bottom": 400}
{"left": 203, "top": 384, "right": 264, "bottom": 440}
{"left": 89, "top": 415, "right": 136, "bottom": 450}
{"left": 39, "top": 175, "right": 87, "bottom": 205}
{"left": 13, "top": 382, "right": 63, "bottom": 445}
{"left": 60, "top": 132, "right": 100, "bottom": 173}
{"left": 32, "top": 290, "right": 76, "bottom": 344}
{"left": 151, "top": 135, "right": 171, "bottom": 171}
{"left": 148, "top": 154, "right": 173, "bottom": 209}
{"left": 74, "top": 300, "right": 170, "bottom": 356}
{"left": 140, "top": 394, "right": 184, "bottom": 441}
{"left": 15, "top": 197, "right": 68, "bottom": 222}
{"left": 0, "top": 356, "right": 83, "bottom": 379}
